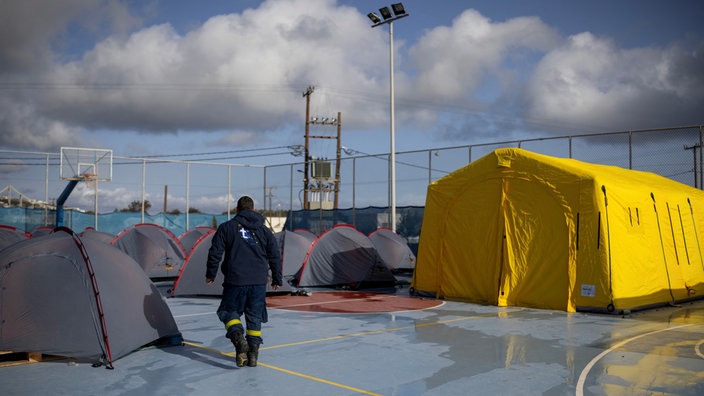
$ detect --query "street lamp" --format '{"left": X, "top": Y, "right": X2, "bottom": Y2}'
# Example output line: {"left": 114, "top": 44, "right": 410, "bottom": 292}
{"left": 368, "top": 3, "right": 408, "bottom": 233}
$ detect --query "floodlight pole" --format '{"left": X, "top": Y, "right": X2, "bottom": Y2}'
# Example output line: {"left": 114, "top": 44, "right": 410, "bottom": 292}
{"left": 370, "top": 6, "right": 408, "bottom": 232}
{"left": 389, "top": 21, "right": 396, "bottom": 232}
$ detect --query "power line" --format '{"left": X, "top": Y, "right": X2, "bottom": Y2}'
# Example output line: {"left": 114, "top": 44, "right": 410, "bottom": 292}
{"left": 129, "top": 145, "right": 295, "bottom": 159}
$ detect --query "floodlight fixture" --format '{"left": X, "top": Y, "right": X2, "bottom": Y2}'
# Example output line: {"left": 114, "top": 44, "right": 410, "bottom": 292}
{"left": 391, "top": 3, "right": 406, "bottom": 16}
{"left": 368, "top": 3, "right": 408, "bottom": 27}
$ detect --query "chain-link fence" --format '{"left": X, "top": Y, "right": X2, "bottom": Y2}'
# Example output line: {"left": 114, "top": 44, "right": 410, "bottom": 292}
{"left": 1, "top": 125, "right": 702, "bottom": 236}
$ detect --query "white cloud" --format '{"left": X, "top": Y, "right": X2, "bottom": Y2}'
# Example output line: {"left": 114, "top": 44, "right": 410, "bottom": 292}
{"left": 0, "top": 0, "right": 702, "bottom": 153}
{"left": 525, "top": 33, "right": 704, "bottom": 132}
{"left": 0, "top": 97, "right": 86, "bottom": 150}
{"left": 408, "top": 10, "right": 560, "bottom": 101}
{"left": 23, "top": 0, "right": 389, "bottom": 140}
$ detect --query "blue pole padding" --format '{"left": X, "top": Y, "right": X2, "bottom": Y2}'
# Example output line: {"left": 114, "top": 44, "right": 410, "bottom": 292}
{"left": 56, "top": 180, "right": 79, "bottom": 227}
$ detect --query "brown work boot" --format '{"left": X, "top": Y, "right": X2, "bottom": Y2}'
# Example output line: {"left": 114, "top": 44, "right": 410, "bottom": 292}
{"left": 228, "top": 331, "right": 248, "bottom": 367}
{"left": 246, "top": 342, "right": 259, "bottom": 367}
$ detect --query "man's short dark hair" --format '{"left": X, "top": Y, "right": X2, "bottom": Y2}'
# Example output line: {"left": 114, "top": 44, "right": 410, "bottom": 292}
{"left": 237, "top": 196, "right": 254, "bottom": 212}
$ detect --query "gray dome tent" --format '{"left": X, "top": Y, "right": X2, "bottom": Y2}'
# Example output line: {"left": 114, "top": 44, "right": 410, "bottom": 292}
{"left": 79, "top": 227, "right": 116, "bottom": 244}
{"left": 170, "top": 230, "right": 290, "bottom": 297}
{"left": 112, "top": 223, "right": 186, "bottom": 279}
{"left": 178, "top": 226, "right": 215, "bottom": 254}
{"left": 0, "top": 225, "right": 28, "bottom": 250}
{"left": 294, "top": 225, "right": 396, "bottom": 289}
{"left": 368, "top": 228, "right": 416, "bottom": 272}
{"left": 275, "top": 230, "right": 315, "bottom": 279}
{"left": 0, "top": 227, "right": 182, "bottom": 368}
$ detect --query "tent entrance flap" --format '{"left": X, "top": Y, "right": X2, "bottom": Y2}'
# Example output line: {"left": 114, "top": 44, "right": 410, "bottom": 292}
{"left": 498, "top": 177, "right": 573, "bottom": 311}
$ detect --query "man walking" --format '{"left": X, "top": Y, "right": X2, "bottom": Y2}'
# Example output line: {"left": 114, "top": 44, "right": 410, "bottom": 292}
{"left": 206, "top": 196, "right": 283, "bottom": 367}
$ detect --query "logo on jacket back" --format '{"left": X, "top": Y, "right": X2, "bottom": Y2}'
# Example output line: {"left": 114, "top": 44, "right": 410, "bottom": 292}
{"left": 239, "top": 226, "right": 258, "bottom": 248}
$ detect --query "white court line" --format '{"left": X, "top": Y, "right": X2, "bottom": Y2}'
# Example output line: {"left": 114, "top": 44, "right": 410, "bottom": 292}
{"left": 576, "top": 323, "right": 694, "bottom": 396}
{"left": 696, "top": 339, "right": 704, "bottom": 360}
{"left": 174, "top": 312, "right": 215, "bottom": 318}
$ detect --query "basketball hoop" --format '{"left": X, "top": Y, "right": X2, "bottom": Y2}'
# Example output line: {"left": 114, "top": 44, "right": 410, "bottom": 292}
{"left": 83, "top": 173, "right": 97, "bottom": 190}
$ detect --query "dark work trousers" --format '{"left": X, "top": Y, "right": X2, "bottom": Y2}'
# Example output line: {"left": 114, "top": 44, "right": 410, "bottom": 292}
{"left": 217, "top": 284, "right": 267, "bottom": 345}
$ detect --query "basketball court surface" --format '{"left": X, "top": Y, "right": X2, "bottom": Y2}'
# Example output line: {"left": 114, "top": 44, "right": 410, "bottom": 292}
{"left": 1, "top": 284, "right": 703, "bottom": 395}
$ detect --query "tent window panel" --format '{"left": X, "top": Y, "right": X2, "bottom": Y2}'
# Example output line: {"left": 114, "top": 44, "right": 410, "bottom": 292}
{"left": 666, "top": 201, "right": 682, "bottom": 266}
{"left": 627, "top": 207, "right": 642, "bottom": 228}
{"left": 676, "top": 204, "right": 692, "bottom": 267}
{"left": 628, "top": 208, "right": 633, "bottom": 226}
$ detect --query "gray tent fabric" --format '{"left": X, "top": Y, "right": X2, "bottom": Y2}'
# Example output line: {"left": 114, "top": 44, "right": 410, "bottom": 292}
{"left": 0, "top": 225, "right": 28, "bottom": 250}
{"left": 78, "top": 228, "right": 115, "bottom": 244}
{"left": 112, "top": 223, "right": 186, "bottom": 279}
{"left": 276, "top": 230, "right": 314, "bottom": 279}
{"left": 295, "top": 225, "right": 396, "bottom": 289}
{"left": 170, "top": 230, "right": 290, "bottom": 297}
{"left": 29, "top": 226, "right": 53, "bottom": 238}
{"left": 368, "top": 228, "right": 416, "bottom": 272}
{"left": 294, "top": 228, "right": 317, "bottom": 243}
{"left": 178, "top": 226, "right": 215, "bottom": 254}
{"left": 0, "top": 228, "right": 182, "bottom": 367}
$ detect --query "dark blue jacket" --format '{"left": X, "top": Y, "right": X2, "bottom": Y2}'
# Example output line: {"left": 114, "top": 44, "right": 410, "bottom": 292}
{"left": 206, "top": 210, "right": 282, "bottom": 286}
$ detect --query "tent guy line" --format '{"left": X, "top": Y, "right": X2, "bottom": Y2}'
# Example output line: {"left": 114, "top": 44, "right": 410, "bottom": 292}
{"left": 575, "top": 323, "right": 696, "bottom": 396}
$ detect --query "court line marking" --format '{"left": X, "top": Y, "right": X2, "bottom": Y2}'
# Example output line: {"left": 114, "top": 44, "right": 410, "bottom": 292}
{"left": 174, "top": 312, "right": 214, "bottom": 318}
{"left": 269, "top": 294, "right": 411, "bottom": 309}
{"left": 575, "top": 323, "right": 694, "bottom": 396}
{"left": 263, "top": 310, "right": 519, "bottom": 350}
{"left": 182, "top": 310, "right": 519, "bottom": 395}
{"left": 696, "top": 339, "right": 704, "bottom": 359}
{"left": 183, "top": 341, "right": 382, "bottom": 395}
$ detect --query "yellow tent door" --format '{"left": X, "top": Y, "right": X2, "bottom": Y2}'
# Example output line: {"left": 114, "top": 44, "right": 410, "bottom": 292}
{"left": 430, "top": 176, "right": 504, "bottom": 304}
{"left": 498, "top": 176, "right": 575, "bottom": 311}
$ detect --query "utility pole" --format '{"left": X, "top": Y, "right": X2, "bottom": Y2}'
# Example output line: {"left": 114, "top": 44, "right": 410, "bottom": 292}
{"left": 334, "top": 112, "right": 342, "bottom": 209}
{"left": 302, "top": 86, "right": 343, "bottom": 210}
{"left": 309, "top": 113, "right": 342, "bottom": 209}
{"left": 302, "top": 86, "right": 314, "bottom": 210}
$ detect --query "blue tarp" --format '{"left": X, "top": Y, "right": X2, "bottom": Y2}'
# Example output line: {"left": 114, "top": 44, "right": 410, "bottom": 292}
{"left": 0, "top": 207, "right": 227, "bottom": 236}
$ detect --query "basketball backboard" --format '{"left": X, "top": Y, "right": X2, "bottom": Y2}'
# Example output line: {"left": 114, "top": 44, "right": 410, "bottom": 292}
{"left": 60, "top": 147, "right": 113, "bottom": 182}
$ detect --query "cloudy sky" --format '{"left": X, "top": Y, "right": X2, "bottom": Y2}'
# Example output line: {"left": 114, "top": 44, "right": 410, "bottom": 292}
{"left": 1, "top": 0, "right": 703, "bottom": 215}
{"left": 1, "top": 0, "right": 702, "bottom": 158}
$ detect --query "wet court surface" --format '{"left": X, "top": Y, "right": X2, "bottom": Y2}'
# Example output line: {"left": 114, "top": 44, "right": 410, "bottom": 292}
{"left": 1, "top": 287, "right": 703, "bottom": 395}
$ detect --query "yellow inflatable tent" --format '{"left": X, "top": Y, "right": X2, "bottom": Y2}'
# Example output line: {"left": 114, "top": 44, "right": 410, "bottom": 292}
{"left": 411, "top": 148, "right": 704, "bottom": 313}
